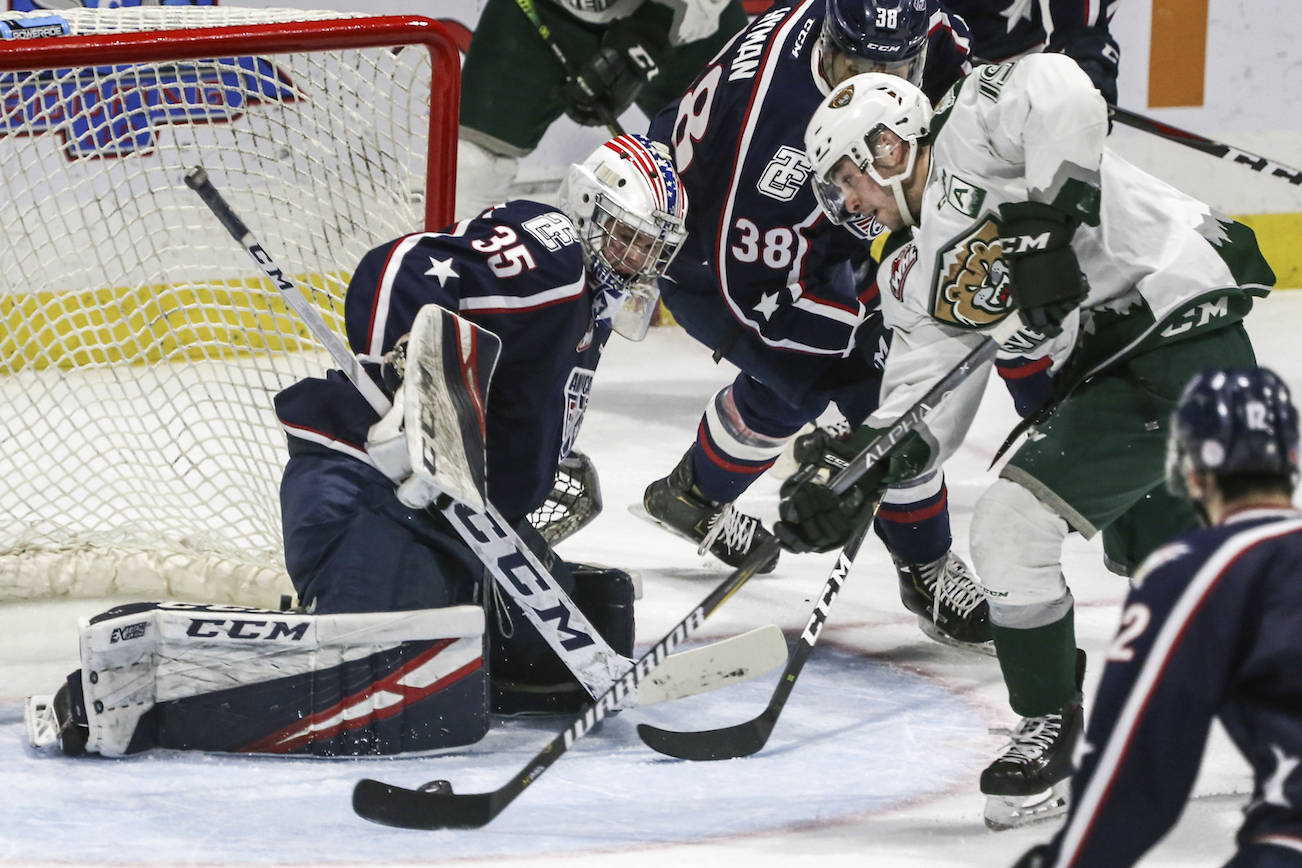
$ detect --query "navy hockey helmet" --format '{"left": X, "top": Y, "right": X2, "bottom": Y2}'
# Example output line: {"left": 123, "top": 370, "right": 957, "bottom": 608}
{"left": 1166, "top": 367, "right": 1301, "bottom": 497}
{"left": 819, "top": 0, "right": 930, "bottom": 88}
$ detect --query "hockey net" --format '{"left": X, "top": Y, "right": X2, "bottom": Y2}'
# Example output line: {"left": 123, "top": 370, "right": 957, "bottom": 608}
{"left": 0, "top": 8, "right": 458, "bottom": 606}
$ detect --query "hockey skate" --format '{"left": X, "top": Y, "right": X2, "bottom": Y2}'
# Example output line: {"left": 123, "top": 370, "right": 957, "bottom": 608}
{"left": 639, "top": 452, "right": 779, "bottom": 573}
{"left": 981, "top": 651, "right": 1087, "bottom": 830}
{"left": 894, "top": 552, "right": 994, "bottom": 654}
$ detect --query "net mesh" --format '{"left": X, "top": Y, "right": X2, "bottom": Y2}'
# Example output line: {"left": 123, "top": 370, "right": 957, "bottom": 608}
{"left": 0, "top": 8, "right": 446, "bottom": 605}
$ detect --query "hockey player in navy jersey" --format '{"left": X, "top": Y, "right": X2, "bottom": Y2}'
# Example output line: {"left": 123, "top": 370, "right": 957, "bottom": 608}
{"left": 948, "top": 0, "right": 1120, "bottom": 105}
{"left": 25, "top": 135, "right": 689, "bottom": 759}
{"left": 640, "top": 0, "right": 994, "bottom": 651}
{"left": 1018, "top": 367, "right": 1302, "bottom": 867}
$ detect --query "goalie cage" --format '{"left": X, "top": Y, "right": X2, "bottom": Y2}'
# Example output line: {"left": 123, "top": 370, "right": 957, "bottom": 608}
{"left": 0, "top": 7, "right": 459, "bottom": 607}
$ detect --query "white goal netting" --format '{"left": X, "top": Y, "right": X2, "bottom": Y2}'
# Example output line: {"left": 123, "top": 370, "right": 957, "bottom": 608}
{"left": 0, "top": 8, "right": 458, "bottom": 606}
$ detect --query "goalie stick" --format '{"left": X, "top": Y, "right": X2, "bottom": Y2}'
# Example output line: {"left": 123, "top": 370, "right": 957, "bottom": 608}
{"left": 184, "top": 166, "right": 783, "bottom": 708}
{"left": 351, "top": 535, "right": 781, "bottom": 829}
{"left": 1110, "top": 105, "right": 1302, "bottom": 186}
{"left": 637, "top": 313, "right": 1027, "bottom": 761}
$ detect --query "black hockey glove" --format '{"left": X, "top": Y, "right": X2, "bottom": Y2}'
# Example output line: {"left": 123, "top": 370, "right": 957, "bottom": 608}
{"left": 562, "top": 25, "right": 658, "bottom": 127}
{"left": 774, "top": 424, "right": 932, "bottom": 554}
{"left": 1057, "top": 29, "right": 1120, "bottom": 108}
{"left": 998, "top": 201, "right": 1088, "bottom": 338}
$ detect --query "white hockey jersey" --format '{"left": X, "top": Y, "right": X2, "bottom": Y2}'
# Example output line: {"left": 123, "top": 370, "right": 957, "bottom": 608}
{"left": 869, "top": 53, "right": 1274, "bottom": 464}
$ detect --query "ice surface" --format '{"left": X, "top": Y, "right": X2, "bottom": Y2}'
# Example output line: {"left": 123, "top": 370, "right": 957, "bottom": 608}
{"left": 3, "top": 293, "right": 1299, "bottom": 867}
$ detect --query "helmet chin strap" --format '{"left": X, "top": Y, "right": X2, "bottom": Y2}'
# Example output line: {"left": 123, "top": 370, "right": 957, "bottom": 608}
{"left": 889, "top": 178, "right": 915, "bottom": 228}
{"left": 880, "top": 141, "right": 921, "bottom": 228}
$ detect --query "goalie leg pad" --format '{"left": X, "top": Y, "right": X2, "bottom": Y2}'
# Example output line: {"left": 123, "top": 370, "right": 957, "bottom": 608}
{"left": 72, "top": 602, "right": 488, "bottom": 757}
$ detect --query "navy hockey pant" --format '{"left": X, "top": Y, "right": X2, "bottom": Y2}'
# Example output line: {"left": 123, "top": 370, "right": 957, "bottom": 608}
{"left": 280, "top": 441, "right": 632, "bottom": 702}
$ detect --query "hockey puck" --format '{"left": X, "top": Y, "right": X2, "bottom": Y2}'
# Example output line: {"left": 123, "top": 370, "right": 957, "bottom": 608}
{"left": 417, "top": 779, "right": 453, "bottom": 794}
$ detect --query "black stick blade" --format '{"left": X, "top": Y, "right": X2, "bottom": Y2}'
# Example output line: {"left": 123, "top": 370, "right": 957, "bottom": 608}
{"left": 352, "top": 779, "right": 498, "bottom": 829}
{"left": 636, "top": 718, "right": 773, "bottom": 761}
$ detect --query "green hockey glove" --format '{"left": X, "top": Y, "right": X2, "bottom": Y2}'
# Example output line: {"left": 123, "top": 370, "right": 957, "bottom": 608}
{"left": 998, "top": 201, "right": 1088, "bottom": 337}
{"left": 774, "top": 425, "right": 932, "bottom": 553}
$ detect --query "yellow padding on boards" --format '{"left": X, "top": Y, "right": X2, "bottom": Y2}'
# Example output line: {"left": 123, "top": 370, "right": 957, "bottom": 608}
{"left": 1, "top": 272, "right": 349, "bottom": 372}
{"left": 1235, "top": 212, "right": 1302, "bottom": 290}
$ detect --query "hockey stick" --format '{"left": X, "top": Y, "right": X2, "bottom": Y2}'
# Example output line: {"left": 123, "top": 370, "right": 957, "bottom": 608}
{"left": 513, "top": 0, "right": 626, "bottom": 137}
{"left": 637, "top": 313, "right": 1026, "bottom": 761}
{"left": 184, "top": 166, "right": 781, "bottom": 707}
{"left": 351, "top": 534, "right": 780, "bottom": 829}
{"left": 1110, "top": 105, "right": 1302, "bottom": 186}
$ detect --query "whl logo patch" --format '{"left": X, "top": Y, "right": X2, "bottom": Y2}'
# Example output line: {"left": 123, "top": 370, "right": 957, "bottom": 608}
{"left": 1, "top": 57, "right": 295, "bottom": 160}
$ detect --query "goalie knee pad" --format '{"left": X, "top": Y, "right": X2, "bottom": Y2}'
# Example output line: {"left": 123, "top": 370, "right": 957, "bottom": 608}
{"left": 51, "top": 601, "right": 488, "bottom": 757}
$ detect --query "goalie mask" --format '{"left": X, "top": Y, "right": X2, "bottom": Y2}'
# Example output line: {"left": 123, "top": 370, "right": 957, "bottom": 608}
{"left": 560, "top": 133, "right": 687, "bottom": 341}
{"left": 818, "top": 0, "right": 930, "bottom": 89}
{"left": 805, "top": 72, "right": 932, "bottom": 228}
{"left": 1165, "top": 368, "right": 1301, "bottom": 498}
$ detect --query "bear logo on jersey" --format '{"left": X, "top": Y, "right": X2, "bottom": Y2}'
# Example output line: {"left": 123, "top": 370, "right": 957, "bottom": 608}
{"left": 932, "top": 217, "right": 1015, "bottom": 328}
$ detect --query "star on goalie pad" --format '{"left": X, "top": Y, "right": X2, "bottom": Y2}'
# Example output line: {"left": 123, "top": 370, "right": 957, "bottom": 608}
{"left": 424, "top": 256, "right": 458, "bottom": 287}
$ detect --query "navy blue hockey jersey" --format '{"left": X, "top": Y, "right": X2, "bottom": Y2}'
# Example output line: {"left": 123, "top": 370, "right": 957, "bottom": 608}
{"left": 647, "top": 0, "right": 970, "bottom": 359}
{"left": 1041, "top": 508, "right": 1302, "bottom": 866}
{"left": 945, "top": 0, "right": 1116, "bottom": 63}
{"left": 275, "top": 200, "right": 608, "bottom": 524}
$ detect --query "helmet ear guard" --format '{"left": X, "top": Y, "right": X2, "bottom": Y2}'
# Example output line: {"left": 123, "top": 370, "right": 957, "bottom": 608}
{"left": 559, "top": 134, "right": 688, "bottom": 341}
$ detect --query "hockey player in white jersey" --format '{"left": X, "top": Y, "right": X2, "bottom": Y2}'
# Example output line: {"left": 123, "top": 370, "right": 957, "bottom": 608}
{"left": 779, "top": 58, "right": 1276, "bottom": 828}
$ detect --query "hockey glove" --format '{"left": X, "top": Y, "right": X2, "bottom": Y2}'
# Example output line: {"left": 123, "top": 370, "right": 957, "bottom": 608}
{"left": 1057, "top": 29, "right": 1120, "bottom": 108}
{"left": 774, "top": 425, "right": 931, "bottom": 553}
{"left": 998, "top": 201, "right": 1088, "bottom": 338}
{"left": 562, "top": 25, "right": 658, "bottom": 127}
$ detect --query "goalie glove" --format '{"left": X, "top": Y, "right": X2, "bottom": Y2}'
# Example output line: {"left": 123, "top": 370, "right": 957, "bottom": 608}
{"left": 562, "top": 23, "right": 659, "bottom": 127}
{"left": 364, "top": 384, "right": 443, "bottom": 510}
{"left": 998, "top": 201, "right": 1088, "bottom": 338}
{"left": 774, "top": 425, "right": 932, "bottom": 554}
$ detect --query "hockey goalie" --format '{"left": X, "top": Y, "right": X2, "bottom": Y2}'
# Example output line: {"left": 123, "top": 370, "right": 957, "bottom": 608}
{"left": 26, "top": 134, "right": 698, "bottom": 758}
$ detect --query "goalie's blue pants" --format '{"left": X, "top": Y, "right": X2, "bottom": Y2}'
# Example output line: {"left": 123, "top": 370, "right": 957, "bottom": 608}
{"left": 280, "top": 440, "right": 634, "bottom": 712}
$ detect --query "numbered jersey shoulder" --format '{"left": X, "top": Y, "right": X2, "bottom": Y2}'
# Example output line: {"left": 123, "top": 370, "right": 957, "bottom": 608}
{"left": 454, "top": 200, "right": 586, "bottom": 299}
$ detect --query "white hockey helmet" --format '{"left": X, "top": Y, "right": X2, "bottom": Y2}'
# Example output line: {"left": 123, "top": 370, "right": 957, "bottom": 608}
{"left": 559, "top": 133, "right": 688, "bottom": 341}
{"left": 804, "top": 72, "right": 932, "bottom": 227}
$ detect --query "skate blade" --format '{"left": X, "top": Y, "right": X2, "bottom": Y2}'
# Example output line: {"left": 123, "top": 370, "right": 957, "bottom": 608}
{"left": 628, "top": 503, "right": 719, "bottom": 558}
{"left": 917, "top": 617, "right": 997, "bottom": 657}
{"left": 983, "top": 780, "right": 1070, "bottom": 831}
{"left": 627, "top": 503, "right": 776, "bottom": 574}
{"left": 24, "top": 695, "right": 58, "bottom": 749}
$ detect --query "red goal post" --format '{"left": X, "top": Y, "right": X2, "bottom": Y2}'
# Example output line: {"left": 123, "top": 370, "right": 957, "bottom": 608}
{"left": 0, "top": 8, "right": 460, "bottom": 606}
